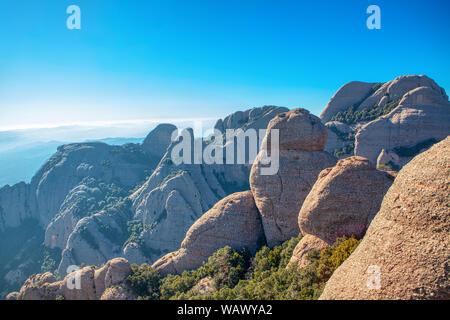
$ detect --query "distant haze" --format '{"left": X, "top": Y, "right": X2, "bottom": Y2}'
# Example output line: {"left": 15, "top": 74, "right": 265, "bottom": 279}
{"left": 0, "top": 118, "right": 217, "bottom": 187}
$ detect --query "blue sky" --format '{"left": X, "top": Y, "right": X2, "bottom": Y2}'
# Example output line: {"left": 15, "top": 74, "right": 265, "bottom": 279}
{"left": 0, "top": 0, "right": 449, "bottom": 131}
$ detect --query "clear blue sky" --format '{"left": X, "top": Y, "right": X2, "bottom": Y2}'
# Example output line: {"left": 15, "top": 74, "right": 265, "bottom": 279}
{"left": 1, "top": 0, "right": 449, "bottom": 130}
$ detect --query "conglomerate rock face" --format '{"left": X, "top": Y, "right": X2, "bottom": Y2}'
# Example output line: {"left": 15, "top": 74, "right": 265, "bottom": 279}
{"left": 298, "top": 156, "right": 393, "bottom": 243}
{"left": 8, "top": 258, "right": 133, "bottom": 300}
{"left": 250, "top": 109, "right": 336, "bottom": 247}
{"left": 289, "top": 156, "right": 393, "bottom": 268}
{"left": 128, "top": 106, "right": 288, "bottom": 263}
{"left": 152, "top": 191, "right": 264, "bottom": 275}
{"left": 320, "top": 137, "right": 450, "bottom": 300}
{"left": 355, "top": 84, "right": 450, "bottom": 164}
{"left": 322, "top": 75, "right": 450, "bottom": 166}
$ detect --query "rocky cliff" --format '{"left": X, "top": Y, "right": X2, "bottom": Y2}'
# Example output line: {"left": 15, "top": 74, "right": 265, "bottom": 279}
{"left": 320, "top": 137, "right": 450, "bottom": 300}
{"left": 322, "top": 75, "right": 449, "bottom": 169}
{"left": 290, "top": 156, "right": 393, "bottom": 268}
{"left": 0, "top": 106, "right": 286, "bottom": 297}
{"left": 126, "top": 106, "right": 288, "bottom": 264}
{"left": 250, "top": 109, "right": 336, "bottom": 246}
{"left": 0, "top": 126, "right": 172, "bottom": 296}
{"left": 152, "top": 191, "right": 264, "bottom": 275}
{"left": 4, "top": 75, "right": 450, "bottom": 300}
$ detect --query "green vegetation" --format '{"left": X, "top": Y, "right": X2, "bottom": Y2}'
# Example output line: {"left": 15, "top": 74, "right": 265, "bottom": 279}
{"left": 54, "top": 177, "right": 129, "bottom": 221}
{"left": 333, "top": 142, "right": 355, "bottom": 158}
{"left": 331, "top": 99, "right": 401, "bottom": 125}
{"left": 127, "top": 235, "right": 360, "bottom": 300}
{"left": 328, "top": 125, "right": 356, "bottom": 158}
{"left": 377, "top": 164, "right": 390, "bottom": 171}
{"left": 0, "top": 219, "right": 63, "bottom": 297}
{"left": 110, "top": 143, "right": 155, "bottom": 167}
{"left": 127, "top": 264, "right": 162, "bottom": 300}
{"left": 92, "top": 215, "right": 122, "bottom": 245}
{"left": 160, "top": 170, "right": 186, "bottom": 186}
{"left": 40, "top": 247, "right": 62, "bottom": 274}
{"left": 161, "top": 158, "right": 174, "bottom": 165}
{"left": 123, "top": 220, "right": 161, "bottom": 258}
{"left": 328, "top": 125, "right": 355, "bottom": 142}
{"left": 78, "top": 225, "right": 99, "bottom": 250}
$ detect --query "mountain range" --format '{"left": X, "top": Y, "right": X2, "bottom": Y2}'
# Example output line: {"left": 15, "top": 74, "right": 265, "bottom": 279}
{"left": 2, "top": 75, "right": 449, "bottom": 300}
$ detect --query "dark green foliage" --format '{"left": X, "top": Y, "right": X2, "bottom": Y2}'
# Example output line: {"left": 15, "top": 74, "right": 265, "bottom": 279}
{"left": 56, "top": 177, "right": 129, "bottom": 220}
{"left": 92, "top": 216, "right": 122, "bottom": 245}
{"left": 333, "top": 142, "right": 355, "bottom": 158}
{"left": 127, "top": 235, "right": 361, "bottom": 300}
{"left": 314, "top": 236, "right": 360, "bottom": 282}
{"left": 331, "top": 99, "right": 401, "bottom": 125}
{"left": 393, "top": 138, "right": 438, "bottom": 157}
{"left": 127, "top": 263, "right": 162, "bottom": 300}
{"left": 124, "top": 220, "right": 160, "bottom": 258}
{"left": 328, "top": 126, "right": 355, "bottom": 142}
{"left": 125, "top": 220, "right": 145, "bottom": 247}
{"left": 158, "top": 246, "right": 252, "bottom": 300}
{"left": 162, "top": 158, "right": 174, "bottom": 165}
{"left": 40, "top": 247, "right": 62, "bottom": 274}
{"left": 78, "top": 225, "right": 99, "bottom": 250}
{"left": 110, "top": 143, "right": 156, "bottom": 167}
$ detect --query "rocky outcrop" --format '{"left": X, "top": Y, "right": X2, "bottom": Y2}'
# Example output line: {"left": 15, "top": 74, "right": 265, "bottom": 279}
{"left": 0, "top": 125, "right": 174, "bottom": 290}
{"left": 320, "top": 137, "right": 450, "bottom": 300}
{"left": 56, "top": 200, "right": 133, "bottom": 277}
{"left": 152, "top": 191, "right": 264, "bottom": 275}
{"left": 324, "top": 121, "right": 356, "bottom": 157}
{"left": 250, "top": 109, "right": 337, "bottom": 247}
{"left": 321, "top": 75, "right": 450, "bottom": 165}
{"left": 129, "top": 106, "right": 287, "bottom": 263}
{"left": 100, "top": 285, "right": 137, "bottom": 300}
{"left": 214, "top": 106, "right": 289, "bottom": 132}
{"left": 288, "top": 234, "right": 329, "bottom": 268}
{"left": 320, "top": 82, "right": 381, "bottom": 123}
{"left": 0, "top": 140, "right": 161, "bottom": 232}
{"left": 290, "top": 156, "right": 393, "bottom": 267}
{"left": 9, "top": 258, "right": 132, "bottom": 300}
{"left": 142, "top": 124, "right": 177, "bottom": 159}
{"left": 299, "top": 156, "right": 393, "bottom": 243}
{"left": 355, "top": 84, "right": 450, "bottom": 164}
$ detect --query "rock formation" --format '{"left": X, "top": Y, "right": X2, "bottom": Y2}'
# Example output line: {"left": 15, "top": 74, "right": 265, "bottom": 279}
{"left": 320, "top": 137, "right": 450, "bottom": 300}
{"left": 355, "top": 84, "right": 450, "bottom": 164}
{"left": 129, "top": 106, "right": 287, "bottom": 263}
{"left": 290, "top": 156, "right": 393, "bottom": 267}
{"left": 142, "top": 124, "right": 177, "bottom": 159}
{"left": 214, "top": 106, "right": 289, "bottom": 132}
{"left": 152, "top": 191, "right": 263, "bottom": 275}
{"left": 250, "top": 109, "right": 337, "bottom": 247}
{"left": 320, "top": 81, "right": 381, "bottom": 123}
{"left": 8, "top": 258, "right": 133, "bottom": 300}
{"left": 321, "top": 75, "right": 450, "bottom": 165}
{"left": 0, "top": 125, "right": 173, "bottom": 293}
